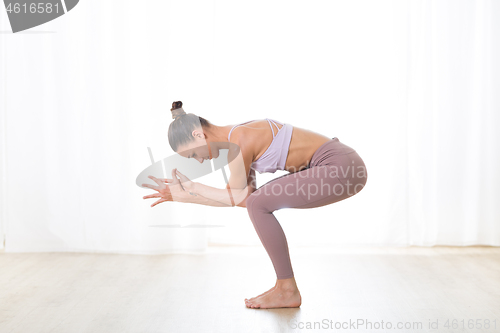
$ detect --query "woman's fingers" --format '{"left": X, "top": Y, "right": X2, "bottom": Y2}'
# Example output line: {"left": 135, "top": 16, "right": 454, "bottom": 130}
{"left": 145, "top": 175, "right": 174, "bottom": 184}
{"left": 175, "top": 169, "right": 191, "bottom": 184}
{"left": 148, "top": 175, "right": 166, "bottom": 187}
{"left": 142, "top": 175, "right": 179, "bottom": 205}
{"left": 151, "top": 198, "right": 168, "bottom": 207}
{"left": 171, "top": 168, "right": 179, "bottom": 183}
{"left": 141, "top": 183, "right": 160, "bottom": 191}
{"left": 175, "top": 169, "right": 193, "bottom": 191}
{"left": 170, "top": 169, "right": 186, "bottom": 191}
{"left": 143, "top": 193, "right": 160, "bottom": 199}
{"left": 142, "top": 170, "right": 185, "bottom": 202}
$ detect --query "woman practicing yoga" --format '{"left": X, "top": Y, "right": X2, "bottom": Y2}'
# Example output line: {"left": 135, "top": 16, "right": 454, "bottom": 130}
{"left": 142, "top": 101, "right": 368, "bottom": 309}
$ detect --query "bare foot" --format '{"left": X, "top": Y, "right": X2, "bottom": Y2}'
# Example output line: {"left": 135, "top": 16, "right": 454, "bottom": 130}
{"left": 244, "top": 284, "right": 276, "bottom": 303}
{"left": 244, "top": 287, "right": 276, "bottom": 307}
{"left": 246, "top": 287, "right": 301, "bottom": 309}
{"left": 245, "top": 277, "right": 301, "bottom": 309}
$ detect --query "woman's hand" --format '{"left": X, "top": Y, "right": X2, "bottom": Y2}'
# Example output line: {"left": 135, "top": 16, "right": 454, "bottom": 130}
{"left": 174, "top": 169, "right": 196, "bottom": 193}
{"left": 142, "top": 168, "right": 187, "bottom": 207}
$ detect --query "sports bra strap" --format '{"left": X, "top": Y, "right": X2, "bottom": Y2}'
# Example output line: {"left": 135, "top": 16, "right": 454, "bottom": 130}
{"left": 267, "top": 119, "right": 283, "bottom": 138}
{"left": 228, "top": 119, "right": 284, "bottom": 141}
{"left": 227, "top": 120, "right": 252, "bottom": 141}
{"left": 267, "top": 119, "right": 275, "bottom": 137}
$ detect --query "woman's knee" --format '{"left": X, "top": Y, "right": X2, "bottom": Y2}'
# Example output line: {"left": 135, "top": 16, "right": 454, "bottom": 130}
{"left": 245, "top": 190, "right": 260, "bottom": 213}
{"left": 246, "top": 190, "right": 270, "bottom": 215}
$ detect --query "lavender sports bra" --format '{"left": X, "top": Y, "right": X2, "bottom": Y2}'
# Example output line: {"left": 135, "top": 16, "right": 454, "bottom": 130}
{"left": 227, "top": 118, "right": 293, "bottom": 174}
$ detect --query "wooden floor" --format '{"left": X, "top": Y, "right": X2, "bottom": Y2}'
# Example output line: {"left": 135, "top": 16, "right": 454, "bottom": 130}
{"left": 0, "top": 246, "right": 499, "bottom": 333}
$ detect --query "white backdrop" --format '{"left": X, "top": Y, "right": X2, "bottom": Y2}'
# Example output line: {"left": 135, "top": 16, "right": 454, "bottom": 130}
{"left": 1, "top": 0, "right": 499, "bottom": 253}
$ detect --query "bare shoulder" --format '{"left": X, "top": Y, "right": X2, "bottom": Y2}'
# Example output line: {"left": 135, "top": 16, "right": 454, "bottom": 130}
{"left": 227, "top": 119, "right": 269, "bottom": 159}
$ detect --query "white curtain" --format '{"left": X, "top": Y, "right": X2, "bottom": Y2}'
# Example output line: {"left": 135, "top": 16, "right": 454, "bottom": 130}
{"left": 0, "top": 56, "right": 5, "bottom": 249}
{"left": 0, "top": 0, "right": 217, "bottom": 253}
{"left": 402, "top": 0, "right": 500, "bottom": 245}
{"left": 1, "top": 0, "right": 499, "bottom": 253}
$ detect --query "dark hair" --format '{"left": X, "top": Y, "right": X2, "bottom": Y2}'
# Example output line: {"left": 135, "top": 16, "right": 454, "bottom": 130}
{"left": 168, "top": 101, "right": 211, "bottom": 152}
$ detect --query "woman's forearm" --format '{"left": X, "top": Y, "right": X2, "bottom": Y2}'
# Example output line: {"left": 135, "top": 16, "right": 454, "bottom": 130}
{"left": 183, "top": 191, "right": 232, "bottom": 207}
{"left": 192, "top": 182, "right": 248, "bottom": 207}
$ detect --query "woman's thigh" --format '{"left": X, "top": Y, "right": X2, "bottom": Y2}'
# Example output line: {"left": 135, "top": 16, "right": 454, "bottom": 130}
{"left": 248, "top": 164, "right": 362, "bottom": 212}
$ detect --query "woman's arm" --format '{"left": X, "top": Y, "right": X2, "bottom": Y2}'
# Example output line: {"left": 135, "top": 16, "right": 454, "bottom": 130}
{"left": 182, "top": 191, "right": 232, "bottom": 207}
{"left": 191, "top": 182, "right": 247, "bottom": 207}
{"left": 234, "top": 167, "right": 256, "bottom": 208}
{"left": 187, "top": 133, "right": 256, "bottom": 207}
{"left": 180, "top": 167, "right": 256, "bottom": 208}
{"left": 143, "top": 171, "right": 233, "bottom": 208}
{"left": 146, "top": 160, "right": 255, "bottom": 208}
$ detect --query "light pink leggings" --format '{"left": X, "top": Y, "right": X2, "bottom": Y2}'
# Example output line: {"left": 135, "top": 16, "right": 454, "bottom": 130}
{"left": 246, "top": 137, "right": 368, "bottom": 279}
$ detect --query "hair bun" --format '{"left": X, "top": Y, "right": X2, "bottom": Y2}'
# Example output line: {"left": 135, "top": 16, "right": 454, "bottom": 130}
{"left": 171, "top": 101, "right": 183, "bottom": 110}
{"left": 171, "top": 101, "right": 186, "bottom": 120}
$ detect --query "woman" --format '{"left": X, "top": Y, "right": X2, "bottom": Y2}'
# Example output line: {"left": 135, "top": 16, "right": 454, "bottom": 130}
{"left": 142, "top": 101, "right": 368, "bottom": 309}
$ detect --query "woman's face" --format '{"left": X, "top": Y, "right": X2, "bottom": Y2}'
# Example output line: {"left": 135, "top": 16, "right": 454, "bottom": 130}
{"left": 176, "top": 130, "right": 220, "bottom": 163}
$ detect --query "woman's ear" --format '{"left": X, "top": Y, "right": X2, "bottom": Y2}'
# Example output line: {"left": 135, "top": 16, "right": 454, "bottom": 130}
{"left": 191, "top": 129, "right": 205, "bottom": 139}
